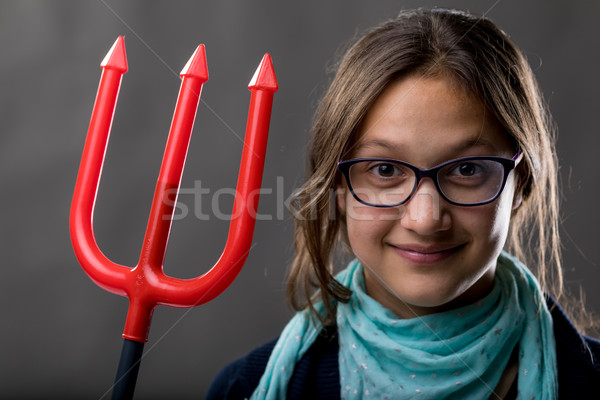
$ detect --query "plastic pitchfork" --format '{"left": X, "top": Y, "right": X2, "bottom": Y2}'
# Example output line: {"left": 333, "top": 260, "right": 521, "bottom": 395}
{"left": 70, "top": 36, "right": 278, "bottom": 399}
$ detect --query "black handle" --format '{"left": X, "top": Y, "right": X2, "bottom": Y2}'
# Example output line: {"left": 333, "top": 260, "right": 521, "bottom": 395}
{"left": 111, "top": 339, "right": 145, "bottom": 400}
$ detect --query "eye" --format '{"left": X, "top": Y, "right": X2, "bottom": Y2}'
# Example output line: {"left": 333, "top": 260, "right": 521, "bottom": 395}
{"left": 368, "top": 162, "right": 402, "bottom": 178}
{"left": 449, "top": 162, "right": 486, "bottom": 177}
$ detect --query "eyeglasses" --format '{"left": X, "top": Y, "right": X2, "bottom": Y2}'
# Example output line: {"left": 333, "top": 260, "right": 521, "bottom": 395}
{"left": 337, "top": 152, "right": 523, "bottom": 207}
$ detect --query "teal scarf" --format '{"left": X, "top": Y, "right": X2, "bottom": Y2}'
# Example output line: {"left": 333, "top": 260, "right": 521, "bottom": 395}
{"left": 251, "top": 252, "right": 557, "bottom": 399}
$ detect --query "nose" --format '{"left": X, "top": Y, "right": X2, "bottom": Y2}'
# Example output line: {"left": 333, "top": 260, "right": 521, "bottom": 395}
{"left": 400, "top": 179, "right": 451, "bottom": 234}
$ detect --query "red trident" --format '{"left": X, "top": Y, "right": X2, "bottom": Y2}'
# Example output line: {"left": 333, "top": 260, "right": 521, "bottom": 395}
{"left": 70, "top": 36, "right": 277, "bottom": 399}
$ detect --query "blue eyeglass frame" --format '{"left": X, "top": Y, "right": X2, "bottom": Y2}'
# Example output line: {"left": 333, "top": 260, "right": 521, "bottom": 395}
{"left": 337, "top": 151, "right": 524, "bottom": 207}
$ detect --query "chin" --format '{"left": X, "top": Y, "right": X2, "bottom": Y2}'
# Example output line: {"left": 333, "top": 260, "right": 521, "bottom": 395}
{"left": 393, "top": 281, "right": 469, "bottom": 314}
{"left": 402, "top": 293, "right": 458, "bottom": 310}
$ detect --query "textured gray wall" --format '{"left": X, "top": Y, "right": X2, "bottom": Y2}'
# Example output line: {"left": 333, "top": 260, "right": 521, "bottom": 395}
{"left": 1, "top": 1, "right": 598, "bottom": 398}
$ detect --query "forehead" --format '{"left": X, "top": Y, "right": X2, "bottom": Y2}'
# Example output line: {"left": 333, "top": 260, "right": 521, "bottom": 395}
{"left": 349, "top": 75, "right": 514, "bottom": 163}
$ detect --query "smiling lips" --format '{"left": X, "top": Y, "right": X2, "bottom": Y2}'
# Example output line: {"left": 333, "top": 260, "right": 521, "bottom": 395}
{"left": 390, "top": 243, "right": 464, "bottom": 264}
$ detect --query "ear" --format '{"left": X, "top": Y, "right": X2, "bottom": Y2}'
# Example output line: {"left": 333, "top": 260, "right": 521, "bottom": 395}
{"left": 511, "top": 162, "right": 528, "bottom": 211}
{"left": 513, "top": 174, "right": 525, "bottom": 212}
{"left": 512, "top": 186, "right": 523, "bottom": 211}
{"left": 336, "top": 183, "right": 347, "bottom": 215}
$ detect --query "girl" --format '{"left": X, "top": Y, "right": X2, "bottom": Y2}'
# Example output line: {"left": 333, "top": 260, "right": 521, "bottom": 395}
{"left": 208, "top": 8, "right": 600, "bottom": 399}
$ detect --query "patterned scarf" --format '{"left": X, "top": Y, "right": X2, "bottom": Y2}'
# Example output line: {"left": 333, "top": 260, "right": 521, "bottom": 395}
{"left": 251, "top": 251, "right": 557, "bottom": 399}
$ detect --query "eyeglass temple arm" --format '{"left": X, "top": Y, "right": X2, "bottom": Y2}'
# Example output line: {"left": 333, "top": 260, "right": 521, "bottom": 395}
{"left": 512, "top": 151, "right": 524, "bottom": 164}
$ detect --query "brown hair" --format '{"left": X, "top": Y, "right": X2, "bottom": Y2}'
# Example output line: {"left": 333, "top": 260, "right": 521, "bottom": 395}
{"left": 287, "top": 8, "right": 595, "bottom": 332}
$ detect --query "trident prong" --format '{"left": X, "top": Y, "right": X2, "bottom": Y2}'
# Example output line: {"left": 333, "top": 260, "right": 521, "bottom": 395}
{"left": 70, "top": 36, "right": 277, "bottom": 399}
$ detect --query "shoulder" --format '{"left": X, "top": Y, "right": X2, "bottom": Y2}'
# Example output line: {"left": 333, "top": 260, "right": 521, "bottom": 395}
{"left": 546, "top": 295, "right": 600, "bottom": 397}
{"left": 206, "top": 325, "right": 341, "bottom": 400}
{"left": 206, "top": 337, "right": 278, "bottom": 400}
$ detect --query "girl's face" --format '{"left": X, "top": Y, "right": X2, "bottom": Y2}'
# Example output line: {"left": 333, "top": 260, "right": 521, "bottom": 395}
{"left": 337, "top": 74, "right": 521, "bottom": 318}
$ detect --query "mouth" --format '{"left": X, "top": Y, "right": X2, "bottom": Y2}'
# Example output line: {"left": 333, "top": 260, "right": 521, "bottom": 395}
{"left": 389, "top": 243, "right": 465, "bottom": 264}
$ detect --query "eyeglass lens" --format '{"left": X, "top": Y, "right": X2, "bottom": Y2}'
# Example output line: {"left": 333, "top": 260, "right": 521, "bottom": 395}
{"left": 348, "top": 159, "right": 506, "bottom": 206}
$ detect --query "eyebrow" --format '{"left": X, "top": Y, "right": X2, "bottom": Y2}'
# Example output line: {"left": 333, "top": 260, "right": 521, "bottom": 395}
{"left": 454, "top": 137, "right": 497, "bottom": 151}
{"left": 352, "top": 137, "right": 497, "bottom": 156}
{"left": 352, "top": 139, "right": 403, "bottom": 153}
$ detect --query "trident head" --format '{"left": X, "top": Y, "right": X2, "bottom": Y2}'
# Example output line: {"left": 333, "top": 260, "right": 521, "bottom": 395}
{"left": 70, "top": 36, "right": 278, "bottom": 343}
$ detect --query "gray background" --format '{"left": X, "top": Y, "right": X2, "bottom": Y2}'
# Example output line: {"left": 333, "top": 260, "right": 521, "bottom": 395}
{"left": 1, "top": 1, "right": 598, "bottom": 398}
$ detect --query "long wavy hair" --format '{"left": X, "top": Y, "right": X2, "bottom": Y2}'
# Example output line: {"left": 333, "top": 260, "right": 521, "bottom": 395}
{"left": 287, "top": 8, "right": 595, "bottom": 333}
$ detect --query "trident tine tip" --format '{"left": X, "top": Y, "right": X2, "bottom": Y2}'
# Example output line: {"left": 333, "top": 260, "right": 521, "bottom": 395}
{"left": 180, "top": 44, "right": 208, "bottom": 81}
{"left": 248, "top": 53, "right": 278, "bottom": 92}
{"left": 100, "top": 36, "right": 128, "bottom": 73}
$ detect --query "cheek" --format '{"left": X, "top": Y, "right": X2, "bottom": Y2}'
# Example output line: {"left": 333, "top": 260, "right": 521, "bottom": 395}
{"left": 343, "top": 193, "right": 398, "bottom": 243}
{"left": 458, "top": 185, "right": 515, "bottom": 248}
{"left": 489, "top": 179, "right": 518, "bottom": 241}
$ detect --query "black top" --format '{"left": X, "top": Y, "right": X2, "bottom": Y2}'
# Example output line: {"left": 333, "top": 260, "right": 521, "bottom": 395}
{"left": 207, "top": 296, "right": 600, "bottom": 399}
